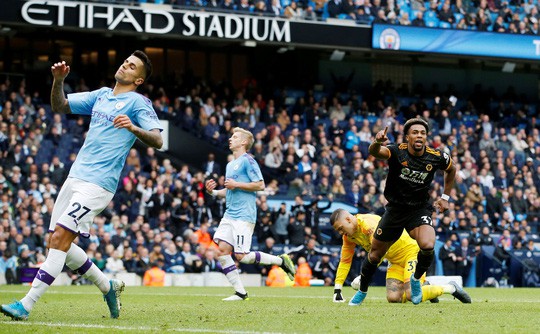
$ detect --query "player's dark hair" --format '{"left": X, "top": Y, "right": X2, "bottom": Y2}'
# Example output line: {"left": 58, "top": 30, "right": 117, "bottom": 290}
{"left": 403, "top": 118, "right": 429, "bottom": 136}
{"left": 329, "top": 208, "right": 346, "bottom": 226}
{"left": 132, "top": 50, "right": 153, "bottom": 80}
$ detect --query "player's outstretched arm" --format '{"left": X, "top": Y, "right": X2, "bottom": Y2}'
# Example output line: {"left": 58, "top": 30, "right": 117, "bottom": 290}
{"left": 368, "top": 126, "right": 390, "bottom": 160}
{"left": 434, "top": 158, "right": 456, "bottom": 213}
{"left": 50, "top": 61, "right": 72, "bottom": 114}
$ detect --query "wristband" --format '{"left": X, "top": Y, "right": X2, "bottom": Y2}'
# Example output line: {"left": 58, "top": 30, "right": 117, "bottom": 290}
{"left": 441, "top": 194, "right": 450, "bottom": 201}
{"left": 207, "top": 190, "right": 218, "bottom": 197}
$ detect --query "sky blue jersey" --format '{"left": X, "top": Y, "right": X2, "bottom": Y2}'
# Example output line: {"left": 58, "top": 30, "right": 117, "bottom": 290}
{"left": 67, "top": 87, "right": 162, "bottom": 193}
{"left": 223, "top": 153, "right": 264, "bottom": 224}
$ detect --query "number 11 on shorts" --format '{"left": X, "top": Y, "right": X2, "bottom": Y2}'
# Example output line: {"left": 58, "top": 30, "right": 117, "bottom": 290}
{"left": 236, "top": 235, "right": 244, "bottom": 246}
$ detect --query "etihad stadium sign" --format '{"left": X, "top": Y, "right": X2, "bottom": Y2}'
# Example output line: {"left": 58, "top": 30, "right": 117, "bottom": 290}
{"left": 0, "top": 0, "right": 371, "bottom": 48}
{"left": 19, "top": 0, "right": 290, "bottom": 42}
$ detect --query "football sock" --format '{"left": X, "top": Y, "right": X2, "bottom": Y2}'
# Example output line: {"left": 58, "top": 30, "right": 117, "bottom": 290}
{"left": 239, "top": 251, "right": 281, "bottom": 265}
{"left": 218, "top": 255, "right": 246, "bottom": 294}
{"left": 65, "top": 243, "right": 110, "bottom": 294}
{"left": 359, "top": 256, "right": 378, "bottom": 292}
{"left": 21, "top": 248, "right": 67, "bottom": 311}
{"left": 422, "top": 285, "right": 444, "bottom": 302}
{"left": 414, "top": 248, "right": 434, "bottom": 280}
{"left": 442, "top": 284, "right": 457, "bottom": 294}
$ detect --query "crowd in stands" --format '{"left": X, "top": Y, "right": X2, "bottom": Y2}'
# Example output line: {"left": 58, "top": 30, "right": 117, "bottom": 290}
{"left": 116, "top": 0, "right": 540, "bottom": 34}
{"left": 1, "top": 63, "right": 540, "bottom": 288}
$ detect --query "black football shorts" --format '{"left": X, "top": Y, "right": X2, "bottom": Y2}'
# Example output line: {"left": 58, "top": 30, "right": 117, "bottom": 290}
{"left": 373, "top": 204, "right": 434, "bottom": 242}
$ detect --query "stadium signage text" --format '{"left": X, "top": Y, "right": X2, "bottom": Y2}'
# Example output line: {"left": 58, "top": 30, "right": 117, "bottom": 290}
{"left": 20, "top": 0, "right": 290, "bottom": 42}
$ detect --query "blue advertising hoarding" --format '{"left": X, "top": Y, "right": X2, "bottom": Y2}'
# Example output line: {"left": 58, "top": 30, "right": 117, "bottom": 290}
{"left": 373, "top": 24, "right": 540, "bottom": 60}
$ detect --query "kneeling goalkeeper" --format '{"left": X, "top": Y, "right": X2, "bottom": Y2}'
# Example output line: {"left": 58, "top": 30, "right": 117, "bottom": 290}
{"left": 330, "top": 209, "right": 471, "bottom": 304}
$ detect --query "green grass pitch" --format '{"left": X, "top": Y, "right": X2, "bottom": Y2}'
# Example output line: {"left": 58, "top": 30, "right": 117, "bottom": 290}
{"left": 1, "top": 285, "right": 539, "bottom": 333}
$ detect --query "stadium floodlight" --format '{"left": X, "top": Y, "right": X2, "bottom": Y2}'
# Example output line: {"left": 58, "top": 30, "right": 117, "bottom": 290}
{"left": 242, "top": 41, "right": 257, "bottom": 47}
{"left": 501, "top": 62, "right": 516, "bottom": 73}
{"left": 330, "top": 49, "right": 345, "bottom": 61}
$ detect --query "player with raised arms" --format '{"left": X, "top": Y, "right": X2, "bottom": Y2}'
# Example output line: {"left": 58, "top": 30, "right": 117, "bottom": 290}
{"left": 1, "top": 50, "right": 163, "bottom": 320}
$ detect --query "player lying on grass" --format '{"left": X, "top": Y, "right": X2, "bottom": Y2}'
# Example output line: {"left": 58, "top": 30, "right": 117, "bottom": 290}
{"left": 330, "top": 209, "right": 471, "bottom": 304}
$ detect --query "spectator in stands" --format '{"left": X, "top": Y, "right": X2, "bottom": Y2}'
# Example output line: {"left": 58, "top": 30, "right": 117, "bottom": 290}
{"left": 412, "top": 10, "right": 426, "bottom": 26}
{"left": 202, "top": 248, "right": 220, "bottom": 272}
{"left": 294, "top": 256, "right": 312, "bottom": 287}
{"left": 266, "top": 265, "right": 292, "bottom": 287}
{"left": 288, "top": 211, "right": 308, "bottom": 246}
{"left": 221, "top": 0, "right": 235, "bottom": 10}
{"left": 526, "top": 239, "right": 538, "bottom": 251}
{"left": 355, "top": 7, "right": 372, "bottom": 24}
{"left": 271, "top": 202, "right": 290, "bottom": 244}
{"left": 439, "top": 238, "right": 459, "bottom": 276}
{"left": 143, "top": 261, "right": 166, "bottom": 287}
{"left": 456, "top": 238, "right": 475, "bottom": 284}
{"left": 192, "top": 197, "right": 213, "bottom": 227}
{"left": 0, "top": 249, "right": 18, "bottom": 284}
{"left": 313, "top": 254, "right": 337, "bottom": 286}
{"left": 146, "top": 184, "right": 173, "bottom": 226}
{"left": 105, "top": 250, "right": 126, "bottom": 274}
{"left": 396, "top": 10, "right": 411, "bottom": 25}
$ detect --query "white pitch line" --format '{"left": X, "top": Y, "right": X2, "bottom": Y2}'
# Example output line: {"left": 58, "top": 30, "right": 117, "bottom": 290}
{"left": 0, "top": 290, "right": 331, "bottom": 299}
{"left": 0, "top": 321, "right": 284, "bottom": 334}
{"left": 1, "top": 289, "right": 539, "bottom": 303}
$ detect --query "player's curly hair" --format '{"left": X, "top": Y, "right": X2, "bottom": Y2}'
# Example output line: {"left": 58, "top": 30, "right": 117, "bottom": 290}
{"left": 403, "top": 117, "right": 429, "bottom": 136}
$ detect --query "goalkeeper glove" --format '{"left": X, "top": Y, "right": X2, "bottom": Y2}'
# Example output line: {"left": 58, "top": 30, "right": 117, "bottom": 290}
{"left": 351, "top": 275, "right": 361, "bottom": 290}
{"left": 333, "top": 289, "right": 345, "bottom": 303}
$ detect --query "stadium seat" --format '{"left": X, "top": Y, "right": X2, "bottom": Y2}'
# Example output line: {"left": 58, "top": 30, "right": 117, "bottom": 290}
{"left": 313, "top": 91, "right": 326, "bottom": 102}
{"left": 439, "top": 21, "right": 452, "bottom": 29}
{"left": 426, "top": 19, "right": 439, "bottom": 27}
{"left": 281, "top": 0, "right": 292, "bottom": 7}
{"left": 425, "top": 10, "right": 437, "bottom": 20}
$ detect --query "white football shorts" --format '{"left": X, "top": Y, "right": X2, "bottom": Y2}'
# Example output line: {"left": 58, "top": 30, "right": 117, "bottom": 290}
{"left": 48, "top": 177, "right": 114, "bottom": 238}
{"left": 213, "top": 217, "right": 255, "bottom": 254}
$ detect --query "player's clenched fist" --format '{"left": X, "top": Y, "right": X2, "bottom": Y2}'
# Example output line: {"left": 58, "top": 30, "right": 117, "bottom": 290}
{"left": 51, "top": 61, "right": 70, "bottom": 80}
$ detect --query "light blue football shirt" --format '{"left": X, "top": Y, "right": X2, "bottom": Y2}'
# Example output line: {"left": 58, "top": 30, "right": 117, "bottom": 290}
{"left": 67, "top": 87, "right": 162, "bottom": 193}
{"left": 223, "top": 153, "right": 264, "bottom": 224}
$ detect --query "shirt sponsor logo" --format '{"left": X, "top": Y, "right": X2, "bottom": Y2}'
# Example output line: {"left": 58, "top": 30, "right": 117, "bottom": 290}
{"left": 91, "top": 110, "right": 115, "bottom": 126}
{"left": 400, "top": 167, "right": 428, "bottom": 184}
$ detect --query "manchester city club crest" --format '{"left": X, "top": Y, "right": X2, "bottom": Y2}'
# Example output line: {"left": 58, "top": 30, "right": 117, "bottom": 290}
{"left": 426, "top": 164, "right": 433, "bottom": 171}
{"left": 115, "top": 102, "right": 126, "bottom": 110}
{"left": 379, "top": 28, "right": 401, "bottom": 50}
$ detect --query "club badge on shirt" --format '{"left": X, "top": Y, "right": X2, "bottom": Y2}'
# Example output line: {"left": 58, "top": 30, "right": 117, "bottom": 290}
{"left": 115, "top": 102, "right": 126, "bottom": 110}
